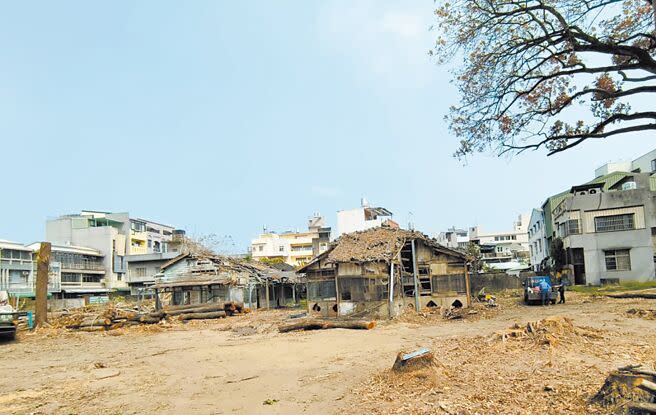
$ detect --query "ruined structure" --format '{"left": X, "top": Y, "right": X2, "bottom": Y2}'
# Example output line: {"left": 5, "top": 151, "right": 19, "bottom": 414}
{"left": 298, "top": 227, "right": 470, "bottom": 319}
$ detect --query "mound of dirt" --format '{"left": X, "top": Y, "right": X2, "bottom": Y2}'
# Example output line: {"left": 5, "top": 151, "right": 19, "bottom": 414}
{"left": 492, "top": 316, "right": 604, "bottom": 347}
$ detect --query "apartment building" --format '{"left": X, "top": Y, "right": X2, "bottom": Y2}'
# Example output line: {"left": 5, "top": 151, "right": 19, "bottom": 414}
{"left": 528, "top": 209, "right": 549, "bottom": 271}
{"left": 251, "top": 215, "right": 331, "bottom": 267}
{"left": 28, "top": 243, "right": 107, "bottom": 297}
{"left": 336, "top": 199, "right": 396, "bottom": 237}
{"left": 435, "top": 227, "right": 469, "bottom": 249}
{"left": 0, "top": 240, "right": 62, "bottom": 297}
{"left": 126, "top": 252, "right": 178, "bottom": 295}
{"left": 46, "top": 210, "right": 181, "bottom": 292}
{"left": 468, "top": 214, "right": 530, "bottom": 271}
{"left": 595, "top": 148, "right": 656, "bottom": 178}
{"left": 551, "top": 173, "right": 656, "bottom": 285}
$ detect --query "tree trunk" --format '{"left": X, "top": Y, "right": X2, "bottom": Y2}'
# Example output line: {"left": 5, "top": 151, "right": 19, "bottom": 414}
{"left": 637, "top": 378, "right": 656, "bottom": 396}
{"left": 278, "top": 320, "right": 375, "bottom": 333}
{"left": 178, "top": 311, "right": 227, "bottom": 321}
{"left": 628, "top": 402, "right": 656, "bottom": 414}
{"left": 35, "top": 242, "right": 51, "bottom": 327}
{"left": 164, "top": 302, "right": 222, "bottom": 312}
{"left": 165, "top": 304, "right": 226, "bottom": 316}
{"left": 607, "top": 293, "right": 656, "bottom": 299}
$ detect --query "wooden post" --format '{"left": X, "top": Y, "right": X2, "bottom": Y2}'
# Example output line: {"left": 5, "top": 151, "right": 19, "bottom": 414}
{"left": 265, "top": 279, "right": 270, "bottom": 309}
{"left": 411, "top": 239, "right": 420, "bottom": 311}
{"left": 464, "top": 262, "right": 472, "bottom": 307}
{"left": 292, "top": 284, "right": 296, "bottom": 305}
{"left": 35, "top": 242, "right": 51, "bottom": 327}
{"left": 388, "top": 262, "right": 395, "bottom": 318}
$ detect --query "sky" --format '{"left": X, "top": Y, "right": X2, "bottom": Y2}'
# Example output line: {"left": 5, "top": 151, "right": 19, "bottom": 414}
{"left": 1, "top": 1, "right": 654, "bottom": 253}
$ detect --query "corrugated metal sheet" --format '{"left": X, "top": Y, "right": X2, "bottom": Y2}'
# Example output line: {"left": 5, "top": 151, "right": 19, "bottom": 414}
{"left": 582, "top": 206, "right": 645, "bottom": 233}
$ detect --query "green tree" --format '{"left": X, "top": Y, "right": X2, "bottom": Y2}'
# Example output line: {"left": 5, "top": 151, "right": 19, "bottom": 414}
{"left": 432, "top": 0, "right": 656, "bottom": 157}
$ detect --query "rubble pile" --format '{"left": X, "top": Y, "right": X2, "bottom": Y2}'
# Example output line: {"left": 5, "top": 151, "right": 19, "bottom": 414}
{"left": 492, "top": 316, "right": 604, "bottom": 347}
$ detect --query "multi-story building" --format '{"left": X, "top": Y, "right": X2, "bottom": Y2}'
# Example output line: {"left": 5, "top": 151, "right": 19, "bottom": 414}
{"left": 28, "top": 243, "right": 107, "bottom": 297}
{"left": 251, "top": 215, "right": 331, "bottom": 267}
{"left": 435, "top": 227, "right": 469, "bottom": 249}
{"left": 595, "top": 148, "right": 656, "bottom": 178}
{"left": 126, "top": 252, "right": 179, "bottom": 295}
{"left": 528, "top": 209, "right": 549, "bottom": 271}
{"left": 468, "top": 214, "right": 530, "bottom": 271}
{"left": 336, "top": 199, "right": 396, "bottom": 237}
{"left": 46, "top": 210, "right": 181, "bottom": 293}
{"left": 551, "top": 173, "right": 656, "bottom": 285}
{"left": 0, "top": 240, "right": 61, "bottom": 297}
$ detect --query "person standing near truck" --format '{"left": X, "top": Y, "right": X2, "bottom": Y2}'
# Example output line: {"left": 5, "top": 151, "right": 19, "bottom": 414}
{"left": 539, "top": 278, "right": 551, "bottom": 306}
{"left": 558, "top": 277, "right": 566, "bottom": 304}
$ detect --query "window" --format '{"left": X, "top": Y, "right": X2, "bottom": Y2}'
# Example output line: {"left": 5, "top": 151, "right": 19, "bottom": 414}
{"left": 605, "top": 249, "right": 631, "bottom": 271}
{"left": 147, "top": 239, "right": 152, "bottom": 248}
{"left": 594, "top": 214, "right": 635, "bottom": 232}
{"left": 511, "top": 235, "right": 517, "bottom": 240}
{"left": 496, "top": 246, "right": 504, "bottom": 253}
{"left": 258, "top": 245, "right": 263, "bottom": 252}
{"left": 566, "top": 219, "right": 580, "bottom": 235}
{"left": 83, "top": 274, "right": 103, "bottom": 283}
{"left": 279, "top": 245, "right": 285, "bottom": 252}
{"left": 131, "top": 221, "right": 146, "bottom": 232}
{"left": 494, "top": 236, "right": 500, "bottom": 241}
{"left": 537, "top": 239, "right": 542, "bottom": 253}
{"left": 134, "top": 267, "right": 147, "bottom": 277}
{"left": 651, "top": 159, "right": 656, "bottom": 172}
{"left": 153, "top": 241, "right": 161, "bottom": 252}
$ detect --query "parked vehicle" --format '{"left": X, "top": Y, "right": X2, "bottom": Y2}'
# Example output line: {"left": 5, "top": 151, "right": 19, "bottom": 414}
{"left": 522, "top": 276, "right": 557, "bottom": 305}
{"left": 0, "top": 291, "right": 17, "bottom": 341}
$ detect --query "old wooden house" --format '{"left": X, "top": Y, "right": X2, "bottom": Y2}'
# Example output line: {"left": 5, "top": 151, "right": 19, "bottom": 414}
{"left": 298, "top": 227, "right": 470, "bottom": 318}
{"left": 155, "top": 253, "right": 302, "bottom": 309}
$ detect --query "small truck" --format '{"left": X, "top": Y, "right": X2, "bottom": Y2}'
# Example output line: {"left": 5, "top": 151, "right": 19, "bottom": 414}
{"left": 523, "top": 276, "right": 558, "bottom": 305}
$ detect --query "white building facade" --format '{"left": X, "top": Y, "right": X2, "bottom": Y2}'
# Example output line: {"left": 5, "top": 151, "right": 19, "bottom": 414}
{"left": 528, "top": 209, "right": 549, "bottom": 271}
{"left": 336, "top": 200, "right": 395, "bottom": 237}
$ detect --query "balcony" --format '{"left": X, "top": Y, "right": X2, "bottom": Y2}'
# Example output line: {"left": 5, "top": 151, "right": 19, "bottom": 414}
{"left": 60, "top": 261, "right": 105, "bottom": 273}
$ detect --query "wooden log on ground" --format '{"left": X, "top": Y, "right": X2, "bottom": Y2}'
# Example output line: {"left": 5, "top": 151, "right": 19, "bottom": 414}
{"left": 278, "top": 319, "right": 375, "bottom": 333}
{"left": 224, "top": 301, "right": 244, "bottom": 312}
{"left": 77, "top": 326, "right": 107, "bottom": 332}
{"left": 139, "top": 315, "right": 163, "bottom": 324}
{"left": 179, "top": 311, "right": 227, "bottom": 321}
{"left": 628, "top": 402, "right": 656, "bottom": 414}
{"left": 163, "top": 303, "right": 223, "bottom": 312}
{"left": 165, "top": 304, "right": 226, "bottom": 316}
{"left": 637, "top": 378, "right": 656, "bottom": 396}
{"left": 607, "top": 293, "right": 656, "bottom": 299}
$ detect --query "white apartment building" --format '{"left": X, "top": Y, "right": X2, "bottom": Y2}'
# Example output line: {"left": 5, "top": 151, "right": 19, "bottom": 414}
{"left": 527, "top": 209, "right": 549, "bottom": 271}
{"left": 469, "top": 213, "right": 530, "bottom": 271}
{"left": 435, "top": 227, "right": 469, "bottom": 249}
{"left": 251, "top": 215, "right": 331, "bottom": 267}
{"left": 336, "top": 199, "right": 396, "bottom": 237}
{"left": 595, "top": 148, "right": 656, "bottom": 178}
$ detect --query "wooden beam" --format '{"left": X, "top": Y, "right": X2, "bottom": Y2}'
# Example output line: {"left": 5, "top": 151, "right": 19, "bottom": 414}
{"left": 35, "top": 242, "right": 51, "bottom": 327}
{"left": 464, "top": 263, "right": 472, "bottom": 307}
{"left": 411, "top": 240, "right": 420, "bottom": 311}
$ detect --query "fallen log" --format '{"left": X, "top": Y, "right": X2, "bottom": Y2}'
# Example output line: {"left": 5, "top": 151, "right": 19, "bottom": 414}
{"left": 278, "top": 320, "right": 375, "bottom": 333}
{"left": 163, "top": 303, "right": 223, "bottom": 312}
{"left": 77, "top": 325, "right": 107, "bottom": 332}
{"left": 139, "top": 315, "right": 163, "bottom": 324}
{"left": 179, "top": 311, "right": 227, "bottom": 321}
{"left": 637, "top": 378, "right": 656, "bottom": 396}
{"left": 607, "top": 293, "right": 656, "bottom": 299}
{"left": 165, "top": 304, "right": 226, "bottom": 316}
{"left": 628, "top": 402, "right": 656, "bottom": 414}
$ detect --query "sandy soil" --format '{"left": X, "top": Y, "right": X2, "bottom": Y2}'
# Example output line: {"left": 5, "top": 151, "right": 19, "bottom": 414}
{"left": 1, "top": 293, "right": 655, "bottom": 415}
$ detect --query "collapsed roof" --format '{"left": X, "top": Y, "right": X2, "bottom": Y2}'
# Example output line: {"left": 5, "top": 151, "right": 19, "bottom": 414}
{"left": 299, "top": 227, "right": 466, "bottom": 270}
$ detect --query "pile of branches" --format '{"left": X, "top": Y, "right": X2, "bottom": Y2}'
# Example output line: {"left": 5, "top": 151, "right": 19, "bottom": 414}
{"left": 54, "top": 301, "right": 247, "bottom": 332}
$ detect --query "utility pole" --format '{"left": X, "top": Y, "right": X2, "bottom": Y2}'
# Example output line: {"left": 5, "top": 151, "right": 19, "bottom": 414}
{"left": 35, "top": 242, "right": 51, "bottom": 327}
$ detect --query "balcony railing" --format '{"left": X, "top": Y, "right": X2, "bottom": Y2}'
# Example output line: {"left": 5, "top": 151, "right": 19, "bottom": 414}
{"left": 60, "top": 261, "right": 105, "bottom": 271}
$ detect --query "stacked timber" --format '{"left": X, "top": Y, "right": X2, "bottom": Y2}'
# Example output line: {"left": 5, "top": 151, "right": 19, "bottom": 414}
{"left": 57, "top": 301, "right": 247, "bottom": 332}
{"left": 593, "top": 364, "right": 656, "bottom": 414}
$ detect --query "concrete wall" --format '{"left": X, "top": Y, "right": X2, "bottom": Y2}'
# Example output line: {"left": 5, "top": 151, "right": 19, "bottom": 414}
{"left": 632, "top": 149, "right": 656, "bottom": 174}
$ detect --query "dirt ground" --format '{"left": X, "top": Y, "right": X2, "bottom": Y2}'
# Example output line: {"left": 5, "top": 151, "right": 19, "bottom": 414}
{"left": 1, "top": 292, "right": 655, "bottom": 415}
